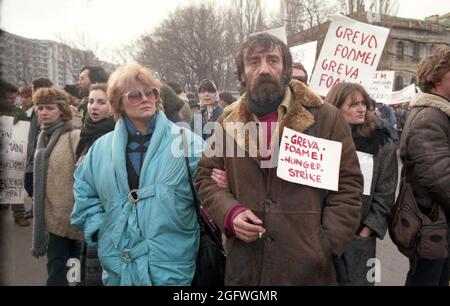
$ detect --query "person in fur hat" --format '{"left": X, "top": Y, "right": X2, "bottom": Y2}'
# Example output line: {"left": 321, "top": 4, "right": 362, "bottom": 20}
{"left": 30, "top": 87, "right": 83, "bottom": 286}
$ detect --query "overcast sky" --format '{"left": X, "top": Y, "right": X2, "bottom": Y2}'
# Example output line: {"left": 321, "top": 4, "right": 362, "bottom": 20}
{"left": 2, "top": 0, "right": 450, "bottom": 63}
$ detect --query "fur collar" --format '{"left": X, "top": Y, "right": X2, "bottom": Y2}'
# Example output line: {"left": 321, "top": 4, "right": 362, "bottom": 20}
{"left": 410, "top": 93, "right": 450, "bottom": 117}
{"left": 220, "top": 80, "right": 323, "bottom": 158}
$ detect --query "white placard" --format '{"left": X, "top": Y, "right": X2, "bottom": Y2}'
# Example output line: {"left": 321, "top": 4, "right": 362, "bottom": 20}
{"left": 388, "top": 84, "right": 417, "bottom": 105}
{"left": 309, "top": 14, "right": 390, "bottom": 97}
{"left": 277, "top": 127, "right": 342, "bottom": 191}
{"left": 290, "top": 41, "right": 318, "bottom": 81}
{"left": 356, "top": 151, "right": 374, "bottom": 196}
{"left": 0, "top": 116, "right": 30, "bottom": 204}
{"left": 252, "top": 26, "right": 287, "bottom": 44}
{"left": 368, "top": 71, "right": 395, "bottom": 104}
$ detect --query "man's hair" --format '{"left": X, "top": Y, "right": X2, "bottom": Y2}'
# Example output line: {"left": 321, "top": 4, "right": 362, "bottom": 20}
{"left": 292, "top": 62, "right": 308, "bottom": 79}
{"left": 80, "top": 65, "right": 109, "bottom": 83}
{"left": 32, "top": 77, "right": 53, "bottom": 91}
{"left": 325, "top": 82, "right": 378, "bottom": 138}
{"left": 2, "top": 80, "right": 18, "bottom": 93}
{"left": 417, "top": 46, "right": 450, "bottom": 93}
{"left": 63, "top": 84, "right": 81, "bottom": 98}
{"left": 219, "top": 91, "right": 235, "bottom": 106}
{"left": 235, "top": 33, "right": 293, "bottom": 88}
{"left": 19, "top": 86, "right": 32, "bottom": 97}
{"left": 166, "top": 81, "right": 184, "bottom": 95}
{"left": 198, "top": 79, "right": 217, "bottom": 93}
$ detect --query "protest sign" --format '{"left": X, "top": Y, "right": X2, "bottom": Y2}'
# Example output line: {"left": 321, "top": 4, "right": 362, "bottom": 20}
{"left": 368, "top": 71, "right": 395, "bottom": 104}
{"left": 356, "top": 151, "right": 374, "bottom": 196}
{"left": 309, "top": 14, "right": 390, "bottom": 97}
{"left": 277, "top": 127, "right": 342, "bottom": 191}
{"left": 388, "top": 84, "right": 417, "bottom": 105}
{"left": 290, "top": 41, "right": 318, "bottom": 81}
{"left": 0, "top": 116, "right": 30, "bottom": 204}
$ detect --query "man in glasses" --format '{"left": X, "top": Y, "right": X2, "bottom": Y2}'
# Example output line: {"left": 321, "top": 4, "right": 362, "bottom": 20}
{"left": 291, "top": 62, "right": 309, "bottom": 86}
{"left": 195, "top": 33, "right": 363, "bottom": 285}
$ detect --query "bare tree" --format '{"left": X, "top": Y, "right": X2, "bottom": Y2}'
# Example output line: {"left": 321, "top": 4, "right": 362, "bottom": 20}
{"left": 277, "top": 0, "right": 335, "bottom": 41}
{"left": 134, "top": 3, "right": 266, "bottom": 91}
{"left": 338, "top": 0, "right": 398, "bottom": 16}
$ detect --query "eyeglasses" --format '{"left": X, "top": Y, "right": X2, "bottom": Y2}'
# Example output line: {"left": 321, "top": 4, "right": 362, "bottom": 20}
{"left": 123, "top": 87, "right": 158, "bottom": 104}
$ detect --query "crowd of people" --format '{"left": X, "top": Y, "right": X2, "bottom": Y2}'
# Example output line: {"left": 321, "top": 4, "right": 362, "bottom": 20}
{"left": 0, "top": 33, "right": 449, "bottom": 287}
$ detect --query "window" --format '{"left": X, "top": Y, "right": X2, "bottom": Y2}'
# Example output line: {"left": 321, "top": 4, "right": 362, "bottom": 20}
{"left": 430, "top": 45, "right": 435, "bottom": 55}
{"left": 396, "top": 41, "right": 404, "bottom": 60}
{"left": 395, "top": 75, "right": 404, "bottom": 91}
{"left": 413, "top": 43, "right": 420, "bottom": 62}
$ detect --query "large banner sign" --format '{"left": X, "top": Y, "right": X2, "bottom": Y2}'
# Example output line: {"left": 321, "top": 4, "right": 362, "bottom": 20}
{"left": 388, "top": 84, "right": 417, "bottom": 105}
{"left": 309, "top": 14, "right": 390, "bottom": 97}
{"left": 368, "top": 71, "right": 395, "bottom": 104}
{"left": 290, "top": 41, "right": 318, "bottom": 82}
{"left": 0, "top": 116, "right": 30, "bottom": 204}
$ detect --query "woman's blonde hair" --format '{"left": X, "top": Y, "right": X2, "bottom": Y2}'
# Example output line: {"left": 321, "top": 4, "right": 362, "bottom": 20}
{"left": 107, "top": 64, "right": 163, "bottom": 121}
{"left": 325, "top": 82, "right": 378, "bottom": 137}
{"left": 33, "top": 87, "right": 73, "bottom": 121}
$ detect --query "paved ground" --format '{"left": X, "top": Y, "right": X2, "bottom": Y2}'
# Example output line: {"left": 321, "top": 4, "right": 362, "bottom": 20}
{"left": 0, "top": 152, "right": 410, "bottom": 286}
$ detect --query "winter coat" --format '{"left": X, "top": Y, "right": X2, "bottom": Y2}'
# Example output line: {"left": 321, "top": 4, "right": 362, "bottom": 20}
{"left": 196, "top": 80, "right": 363, "bottom": 285}
{"left": 343, "top": 128, "right": 398, "bottom": 285}
{"left": 71, "top": 111, "right": 204, "bottom": 286}
{"left": 45, "top": 129, "right": 83, "bottom": 241}
{"left": 400, "top": 93, "right": 450, "bottom": 215}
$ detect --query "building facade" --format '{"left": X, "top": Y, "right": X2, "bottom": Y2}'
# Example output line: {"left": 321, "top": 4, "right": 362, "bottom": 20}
{"left": 0, "top": 31, "right": 117, "bottom": 87}
{"left": 289, "top": 12, "right": 450, "bottom": 91}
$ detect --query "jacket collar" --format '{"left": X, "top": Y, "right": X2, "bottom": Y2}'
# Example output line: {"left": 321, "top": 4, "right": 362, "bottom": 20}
{"left": 410, "top": 93, "right": 450, "bottom": 117}
{"left": 221, "top": 80, "right": 323, "bottom": 158}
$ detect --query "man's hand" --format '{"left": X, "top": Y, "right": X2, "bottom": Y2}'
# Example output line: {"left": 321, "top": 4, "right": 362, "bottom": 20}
{"left": 233, "top": 209, "right": 266, "bottom": 243}
{"left": 359, "top": 226, "right": 373, "bottom": 238}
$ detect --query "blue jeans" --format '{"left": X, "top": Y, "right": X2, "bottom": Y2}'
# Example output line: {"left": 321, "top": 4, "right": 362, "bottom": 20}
{"left": 47, "top": 232, "right": 81, "bottom": 286}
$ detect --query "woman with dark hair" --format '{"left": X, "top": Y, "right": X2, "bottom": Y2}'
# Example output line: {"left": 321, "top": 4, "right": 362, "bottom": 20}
{"left": 192, "top": 79, "right": 223, "bottom": 139}
{"left": 30, "top": 87, "right": 83, "bottom": 286}
{"left": 325, "top": 82, "right": 398, "bottom": 285}
{"left": 74, "top": 83, "right": 114, "bottom": 286}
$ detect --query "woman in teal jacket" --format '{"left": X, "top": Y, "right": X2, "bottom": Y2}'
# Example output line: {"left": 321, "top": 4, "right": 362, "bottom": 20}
{"left": 71, "top": 64, "right": 204, "bottom": 286}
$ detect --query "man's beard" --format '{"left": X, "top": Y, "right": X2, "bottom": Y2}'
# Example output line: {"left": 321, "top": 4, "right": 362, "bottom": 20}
{"left": 247, "top": 74, "right": 284, "bottom": 106}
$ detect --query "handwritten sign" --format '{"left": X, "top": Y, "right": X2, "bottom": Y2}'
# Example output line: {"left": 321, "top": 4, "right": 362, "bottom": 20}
{"left": 388, "top": 84, "right": 417, "bottom": 105}
{"left": 309, "top": 14, "right": 390, "bottom": 97}
{"left": 0, "top": 116, "right": 30, "bottom": 204}
{"left": 368, "top": 71, "right": 395, "bottom": 104}
{"left": 290, "top": 41, "right": 318, "bottom": 81}
{"left": 277, "top": 127, "right": 342, "bottom": 191}
{"left": 356, "top": 151, "right": 374, "bottom": 196}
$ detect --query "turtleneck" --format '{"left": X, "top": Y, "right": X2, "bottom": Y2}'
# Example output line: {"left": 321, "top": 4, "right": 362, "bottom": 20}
{"left": 247, "top": 95, "right": 283, "bottom": 117}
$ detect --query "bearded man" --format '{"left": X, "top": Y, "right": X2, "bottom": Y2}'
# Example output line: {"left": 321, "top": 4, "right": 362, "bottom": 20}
{"left": 195, "top": 33, "right": 363, "bottom": 285}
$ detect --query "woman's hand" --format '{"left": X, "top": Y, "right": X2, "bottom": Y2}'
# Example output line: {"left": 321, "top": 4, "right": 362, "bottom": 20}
{"left": 211, "top": 168, "right": 228, "bottom": 189}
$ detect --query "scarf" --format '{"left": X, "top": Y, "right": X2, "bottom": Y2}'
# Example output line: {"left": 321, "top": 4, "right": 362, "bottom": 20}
{"left": 352, "top": 126, "right": 389, "bottom": 156}
{"left": 246, "top": 95, "right": 283, "bottom": 117}
{"left": 31, "top": 118, "right": 74, "bottom": 257}
{"left": 75, "top": 116, "right": 115, "bottom": 160}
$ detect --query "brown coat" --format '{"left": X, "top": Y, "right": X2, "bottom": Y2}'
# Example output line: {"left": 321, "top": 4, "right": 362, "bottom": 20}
{"left": 196, "top": 80, "right": 363, "bottom": 285}
{"left": 400, "top": 93, "right": 450, "bottom": 214}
